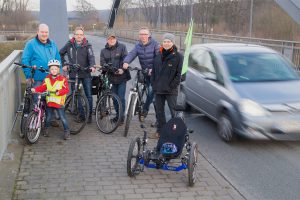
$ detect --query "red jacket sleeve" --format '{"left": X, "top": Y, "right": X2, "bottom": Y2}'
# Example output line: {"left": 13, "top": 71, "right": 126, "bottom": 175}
{"left": 57, "top": 77, "right": 69, "bottom": 96}
{"left": 34, "top": 81, "right": 47, "bottom": 93}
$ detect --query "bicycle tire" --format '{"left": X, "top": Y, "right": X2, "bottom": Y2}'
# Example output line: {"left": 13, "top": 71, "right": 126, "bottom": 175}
{"left": 124, "top": 94, "right": 137, "bottom": 137}
{"left": 95, "top": 92, "right": 122, "bottom": 134}
{"left": 20, "top": 95, "right": 33, "bottom": 138}
{"left": 65, "top": 93, "right": 89, "bottom": 135}
{"left": 127, "top": 136, "right": 142, "bottom": 177}
{"left": 24, "top": 111, "right": 41, "bottom": 144}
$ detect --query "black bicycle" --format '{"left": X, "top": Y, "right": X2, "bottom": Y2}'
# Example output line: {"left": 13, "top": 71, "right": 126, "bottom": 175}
{"left": 64, "top": 63, "right": 90, "bottom": 134}
{"left": 93, "top": 63, "right": 122, "bottom": 134}
{"left": 13, "top": 62, "right": 48, "bottom": 138}
{"left": 124, "top": 67, "right": 149, "bottom": 137}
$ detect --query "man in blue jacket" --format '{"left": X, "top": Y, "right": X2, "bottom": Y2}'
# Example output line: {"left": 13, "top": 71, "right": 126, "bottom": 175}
{"left": 22, "top": 23, "right": 61, "bottom": 86}
{"left": 123, "top": 27, "right": 160, "bottom": 121}
{"left": 22, "top": 23, "right": 61, "bottom": 127}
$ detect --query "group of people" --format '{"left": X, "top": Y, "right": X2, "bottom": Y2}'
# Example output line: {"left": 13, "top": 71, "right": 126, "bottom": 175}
{"left": 22, "top": 23, "right": 183, "bottom": 140}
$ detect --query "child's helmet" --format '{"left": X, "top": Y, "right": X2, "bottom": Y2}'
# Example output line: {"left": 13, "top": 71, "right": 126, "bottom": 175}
{"left": 48, "top": 59, "right": 60, "bottom": 68}
{"left": 160, "top": 143, "right": 178, "bottom": 155}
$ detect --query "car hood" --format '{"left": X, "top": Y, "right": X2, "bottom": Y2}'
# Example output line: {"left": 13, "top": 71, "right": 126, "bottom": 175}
{"left": 232, "top": 80, "right": 300, "bottom": 104}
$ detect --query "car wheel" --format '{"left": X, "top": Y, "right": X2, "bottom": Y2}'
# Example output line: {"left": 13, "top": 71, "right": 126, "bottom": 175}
{"left": 218, "top": 113, "right": 235, "bottom": 142}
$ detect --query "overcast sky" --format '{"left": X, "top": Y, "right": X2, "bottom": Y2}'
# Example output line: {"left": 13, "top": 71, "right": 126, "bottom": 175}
{"left": 28, "top": 0, "right": 113, "bottom": 11}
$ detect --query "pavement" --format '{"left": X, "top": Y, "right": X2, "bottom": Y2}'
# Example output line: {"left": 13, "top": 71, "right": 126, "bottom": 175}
{"left": 0, "top": 112, "right": 244, "bottom": 200}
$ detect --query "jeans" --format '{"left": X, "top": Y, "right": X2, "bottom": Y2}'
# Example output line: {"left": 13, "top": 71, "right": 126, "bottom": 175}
{"left": 143, "top": 76, "right": 154, "bottom": 112}
{"left": 70, "top": 77, "right": 93, "bottom": 117}
{"left": 111, "top": 82, "right": 126, "bottom": 118}
{"left": 155, "top": 93, "right": 177, "bottom": 134}
{"left": 45, "top": 107, "right": 69, "bottom": 131}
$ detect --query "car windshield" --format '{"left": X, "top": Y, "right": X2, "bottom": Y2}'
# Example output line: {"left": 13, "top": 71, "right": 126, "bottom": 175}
{"left": 223, "top": 53, "right": 299, "bottom": 82}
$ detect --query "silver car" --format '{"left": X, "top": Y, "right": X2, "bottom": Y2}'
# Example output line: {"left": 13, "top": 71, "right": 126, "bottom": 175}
{"left": 182, "top": 43, "right": 300, "bottom": 142}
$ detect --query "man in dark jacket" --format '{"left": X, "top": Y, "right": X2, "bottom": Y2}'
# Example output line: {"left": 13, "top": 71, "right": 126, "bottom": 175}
{"left": 123, "top": 27, "right": 160, "bottom": 120}
{"left": 60, "top": 27, "right": 96, "bottom": 123}
{"left": 150, "top": 33, "right": 183, "bottom": 139}
{"left": 100, "top": 32, "right": 129, "bottom": 123}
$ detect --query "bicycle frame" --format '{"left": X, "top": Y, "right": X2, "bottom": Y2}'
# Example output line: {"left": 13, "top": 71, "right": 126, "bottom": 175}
{"left": 29, "top": 93, "right": 47, "bottom": 130}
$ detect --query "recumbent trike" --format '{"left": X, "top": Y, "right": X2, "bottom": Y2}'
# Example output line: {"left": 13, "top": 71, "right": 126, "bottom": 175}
{"left": 126, "top": 111, "right": 198, "bottom": 186}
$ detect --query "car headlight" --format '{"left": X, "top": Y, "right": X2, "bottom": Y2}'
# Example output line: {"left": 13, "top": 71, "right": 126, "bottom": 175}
{"left": 239, "top": 99, "right": 269, "bottom": 117}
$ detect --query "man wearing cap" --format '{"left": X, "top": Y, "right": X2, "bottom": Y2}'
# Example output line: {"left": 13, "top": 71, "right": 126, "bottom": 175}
{"left": 60, "top": 26, "right": 96, "bottom": 123}
{"left": 122, "top": 27, "right": 160, "bottom": 120}
{"left": 150, "top": 33, "right": 183, "bottom": 139}
{"left": 100, "top": 32, "right": 129, "bottom": 124}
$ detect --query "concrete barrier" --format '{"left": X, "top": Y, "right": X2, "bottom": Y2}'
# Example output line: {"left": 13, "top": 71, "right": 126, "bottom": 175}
{"left": 0, "top": 50, "right": 22, "bottom": 160}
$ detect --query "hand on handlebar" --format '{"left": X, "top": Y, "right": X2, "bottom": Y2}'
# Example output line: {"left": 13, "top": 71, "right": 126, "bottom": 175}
{"left": 115, "top": 68, "right": 124, "bottom": 75}
{"left": 62, "top": 65, "right": 69, "bottom": 72}
{"left": 31, "top": 88, "right": 36, "bottom": 93}
{"left": 123, "top": 63, "right": 129, "bottom": 69}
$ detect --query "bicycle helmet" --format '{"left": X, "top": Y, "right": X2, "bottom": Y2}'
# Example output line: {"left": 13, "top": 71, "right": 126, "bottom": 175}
{"left": 48, "top": 59, "right": 61, "bottom": 68}
{"left": 160, "top": 142, "right": 178, "bottom": 155}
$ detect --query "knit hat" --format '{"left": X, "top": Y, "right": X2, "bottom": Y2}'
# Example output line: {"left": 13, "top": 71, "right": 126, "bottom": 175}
{"left": 162, "top": 33, "right": 175, "bottom": 43}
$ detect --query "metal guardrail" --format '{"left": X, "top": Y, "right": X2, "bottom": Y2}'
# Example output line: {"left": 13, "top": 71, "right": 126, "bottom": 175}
{"left": 0, "top": 50, "right": 23, "bottom": 160}
{"left": 110, "top": 29, "right": 300, "bottom": 68}
{"left": 0, "top": 31, "right": 35, "bottom": 35}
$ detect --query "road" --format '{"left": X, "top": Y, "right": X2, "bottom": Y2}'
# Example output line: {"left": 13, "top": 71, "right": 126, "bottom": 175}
{"left": 87, "top": 34, "right": 300, "bottom": 200}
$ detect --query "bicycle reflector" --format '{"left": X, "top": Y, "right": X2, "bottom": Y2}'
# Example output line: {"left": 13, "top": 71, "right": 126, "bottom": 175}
{"left": 160, "top": 143, "right": 178, "bottom": 155}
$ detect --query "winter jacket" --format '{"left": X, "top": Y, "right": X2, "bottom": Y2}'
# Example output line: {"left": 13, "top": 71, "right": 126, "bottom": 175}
{"left": 151, "top": 46, "right": 183, "bottom": 94}
{"left": 123, "top": 37, "right": 160, "bottom": 70}
{"left": 34, "top": 74, "right": 69, "bottom": 108}
{"left": 100, "top": 41, "right": 130, "bottom": 84}
{"left": 59, "top": 37, "right": 96, "bottom": 79}
{"left": 21, "top": 35, "right": 61, "bottom": 81}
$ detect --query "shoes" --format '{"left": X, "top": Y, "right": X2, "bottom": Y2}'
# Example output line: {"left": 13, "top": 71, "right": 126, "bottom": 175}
{"left": 50, "top": 120, "right": 60, "bottom": 127}
{"left": 148, "top": 132, "right": 160, "bottom": 139}
{"left": 74, "top": 116, "right": 86, "bottom": 123}
{"left": 151, "top": 121, "right": 158, "bottom": 128}
{"left": 139, "top": 111, "right": 148, "bottom": 122}
{"left": 119, "top": 117, "right": 125, "bottom": 125}
{"left": 87, "top": 115, "right": 92, "bottom": 124}
{"left": 43, "top": 129, "right": 49, "bottom": 137}
{"left": 63, "top": 131, "right": 71, "bottom": 140}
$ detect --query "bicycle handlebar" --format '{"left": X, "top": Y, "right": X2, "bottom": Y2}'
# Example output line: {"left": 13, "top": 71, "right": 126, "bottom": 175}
{"left": 14, "top": 62, "right": 49, "bottom": 73}
{"left": 64, "top": 63, "right": 92, "bottom": 72}
{"left": 128, "top": 66, "right": 149, "bottom": 74}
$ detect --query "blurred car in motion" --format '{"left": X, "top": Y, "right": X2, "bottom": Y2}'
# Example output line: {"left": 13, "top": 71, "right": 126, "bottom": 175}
{"left": 182, "top": 43, "right": 300, "bottom": 142}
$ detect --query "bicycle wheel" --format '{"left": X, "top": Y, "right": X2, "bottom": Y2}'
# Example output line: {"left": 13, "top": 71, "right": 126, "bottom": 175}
{"left": 138, "top": 85, "right": 149, "bottom": 122}
{"left": 20, "top": 95, "right": 33, "bottom": 138}
{"left": 188, "top": 142, "right": 198, "bottom": 186}
{"left": 24, "top": 111, "right": 41, "bottom": 144}
{"left": 65, "top": 93, "right": 89, "bottom": 135}
{"left": 127, "top": 136, "right": 142, "bottom": 177}
{"left": 124, "top": 94, "right": 137, "bottom": 137}
{"left": 95, "top": 92, "right": 122, "bottom": 134}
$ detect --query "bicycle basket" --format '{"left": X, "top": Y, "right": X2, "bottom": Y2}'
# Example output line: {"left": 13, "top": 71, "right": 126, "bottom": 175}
{"left": 137, "top": 70, "right": 145, "bottom": 84}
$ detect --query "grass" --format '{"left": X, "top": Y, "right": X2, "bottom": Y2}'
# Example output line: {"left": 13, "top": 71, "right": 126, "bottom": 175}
{"left": 0, "top": 41, "right": 26, "bottom": 62}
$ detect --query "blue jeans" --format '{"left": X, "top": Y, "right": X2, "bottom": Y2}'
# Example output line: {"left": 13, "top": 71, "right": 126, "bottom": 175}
{"left": 70, "top": 78, "right": 93, "bottom": 117}
{"left": 143, "top": 76, "right": 154, "bottom": 112}
{"left": 111, "top": 82, "right": 126, "bottom": 118}
{"left": 45, "top": 107, "right": 69, "bottom": 131}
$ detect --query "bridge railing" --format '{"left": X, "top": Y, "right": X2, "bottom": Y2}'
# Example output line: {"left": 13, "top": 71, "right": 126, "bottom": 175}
{"left": 110, "top": 29, "right": 300, "bottom": 68}
{"left": 0, "top": 50, "right": 23, "bottom": 160}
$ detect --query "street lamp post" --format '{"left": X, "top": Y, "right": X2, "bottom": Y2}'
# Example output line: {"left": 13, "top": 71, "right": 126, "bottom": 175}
{"left": 249, "top": 0, "right": 253, "bottom": 38}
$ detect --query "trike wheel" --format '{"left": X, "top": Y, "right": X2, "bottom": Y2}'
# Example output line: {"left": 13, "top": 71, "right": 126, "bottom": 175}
{"left": 188, "top": 142, "right": 198, "bottom": 186}
{"left": 127, "top": 136, "right": 143, "bottom": 177}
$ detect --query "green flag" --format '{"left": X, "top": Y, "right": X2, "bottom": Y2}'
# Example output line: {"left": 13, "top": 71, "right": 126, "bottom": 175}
{"left": 181, "top": 19, "right": 194, "bottom": 75}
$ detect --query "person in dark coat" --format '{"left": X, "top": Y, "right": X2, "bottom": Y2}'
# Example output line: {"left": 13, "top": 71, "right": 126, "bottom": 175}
{"left": 123, "top": 27, "right": 160, "bottom": 120}
{"left": 150, "top": 33, "right": 183, "bottom": 139}
{"left": 60, "top": 27, "right": 96, "bottom": 123}
{"left": 100, "top": 32, "right": 129, "bottom": 123}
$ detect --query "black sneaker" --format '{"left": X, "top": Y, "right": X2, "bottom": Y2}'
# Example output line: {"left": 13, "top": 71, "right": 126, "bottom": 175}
{"left": 74, "top": 116, "right": 86, "bottom": 123}
{"left": 87, "top": 115, "right": 92, "bottom": 124}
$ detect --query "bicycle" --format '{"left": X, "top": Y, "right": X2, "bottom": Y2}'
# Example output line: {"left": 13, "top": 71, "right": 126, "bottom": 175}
{"left": 93, "top": 63, "right": 122, "bottom": 134}
{"left": 64, "top": 63, "right": 90, "bottom": 135}
{"left": 124, "top": 67, "right": 149, "bottom": 137}
{"left": 13, "top": 62, "right": 48, "bottom": 138}
{"left": 24, "top": 91, "right": 49, "bottom": 144}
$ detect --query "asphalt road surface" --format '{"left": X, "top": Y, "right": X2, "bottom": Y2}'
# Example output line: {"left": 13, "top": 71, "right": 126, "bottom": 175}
{"left": 87, "top": 34, "right": 300, "bottom": 200}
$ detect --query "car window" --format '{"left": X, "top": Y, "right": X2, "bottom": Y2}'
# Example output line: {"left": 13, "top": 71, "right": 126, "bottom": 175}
{"left": 224, "top": 53, "right": 299, "bottom": 82}
{"left": 189, "top": 48, "right": 216, "bottom": 76}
